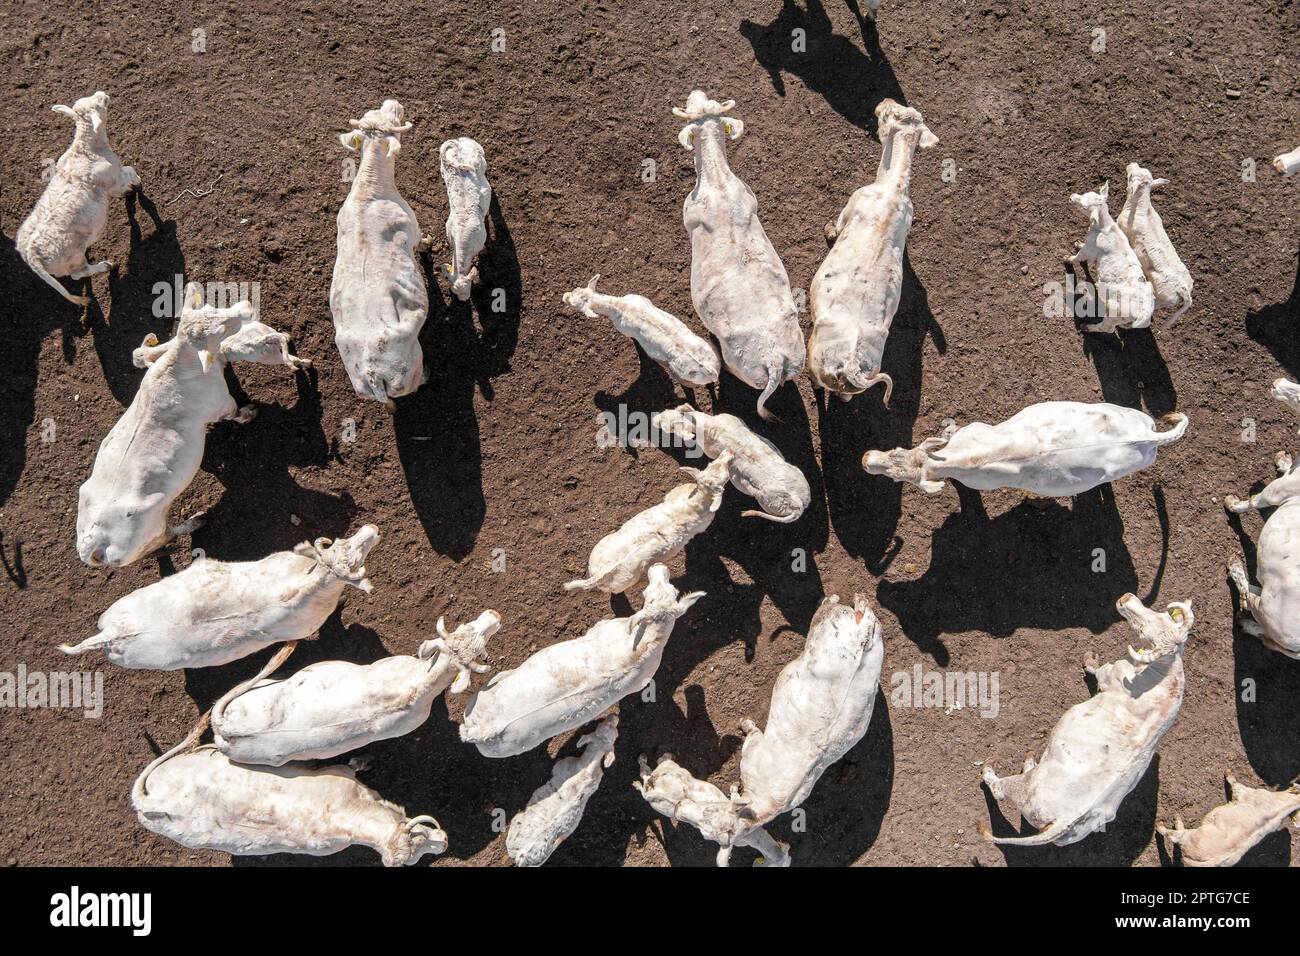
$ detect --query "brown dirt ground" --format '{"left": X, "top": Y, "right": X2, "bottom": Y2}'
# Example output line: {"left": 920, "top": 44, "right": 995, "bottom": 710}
{"left": 1, "top": 0, "right": 1298, "bottom": 868}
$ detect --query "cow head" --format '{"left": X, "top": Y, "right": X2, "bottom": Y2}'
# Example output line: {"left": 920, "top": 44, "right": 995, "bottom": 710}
{"left": 294, "top": 524, "right": 381, "bottom": 592}
{"left": 53, "top": 90, "right": 111, "bottom": 143}
{"left": 421, "top": 609, "right": 501, "bottom": 692}
{"left": 1117, "top": 593, "right": 1193, "bottom": 664}
{"left": 673, "top": 90, "right": 744, "bottom": 150}
{"left": 339, "top": 99, "right": 411, "bottom": 156}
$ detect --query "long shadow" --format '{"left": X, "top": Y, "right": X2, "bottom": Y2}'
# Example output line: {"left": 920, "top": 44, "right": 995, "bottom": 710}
{"left": 395, "top": 195, "right": 520, "bottom": 561}
{"left": 1245, "top": 253, "right": 1300, "bottom": 376}
{"left": 740, "top": 0, "right": 906, "bottom": 135}
{"left": 980, "top": 755, "right": 1160, "bottom": 866}
{"left": 593, "top": 343, "right": 688, "bottom": 459}
{"left": 822, "top": 253, "right": 940, "bottom": 574}
{"left": 877, "top": 484, "right": 1142, "bottom": 662}
{"left": 1081, "top": 327, "right": 1178, "bottom": 418}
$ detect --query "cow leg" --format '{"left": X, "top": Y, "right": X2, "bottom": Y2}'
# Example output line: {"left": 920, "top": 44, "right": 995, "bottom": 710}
{"left": 1228, "top": 561, "right": 1263, "bottom": 609}
{"left": 70, "top": 260, "right": 113, "bottom": 280}
{"left": 982, "top": 763, "right": 1027, "bottom": 807}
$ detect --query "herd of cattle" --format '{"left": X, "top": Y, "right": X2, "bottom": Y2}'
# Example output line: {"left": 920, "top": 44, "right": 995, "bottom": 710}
{"left": 13, "top": 78, "right": 1300, "bottom": 866}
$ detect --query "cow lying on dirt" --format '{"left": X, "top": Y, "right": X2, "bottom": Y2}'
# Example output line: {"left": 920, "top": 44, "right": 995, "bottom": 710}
{"left": 16, "top": 90, "right": 140, "bottom": 305}
{"left": 563, "top": 276, "right": 720, "bottom": 387}
{"left": 76, "top": 283, "right": 307, "bottom": 568}
{"left": 1157, "top": 774, "right": 1300, "bottom": 867}
{"left": 61, "top": 527, "right": 379, "bottom": 669}
{"left": 808, "top": 99, "right": 936, "bottom": 402}
{"left": 863, "top": 401, "right": 1187, "bottom": 496}
{"left": 331, "top": 99, "right": 428, "bottom": 406}
{"left": 132, "top": 720, "right": 447, "bottom": 866}
{"left": 1066, "top": 182, "right": 1156, "bottom": 332}
{"left": 211, "top": 610, "right": 500, "bottom": 765}
{"left": 1119, "top": 164, "right": 1193, "bottom": 327}
{"left": 506, "top": 714, "right": 619, "bottom": 867}
{"left": 676, "top": 90, "right": 804, "bottom": 419}
{"left": 564, "top": 453, "right": 732, "bottom": 593}
{"left": 461, "top": 565, "right": 703, "bottom": 757}
{"left": 1226, "top": 450, "right": 1300, "bottom": 658}
{"left": 439, "top": 136, "right": 492, "bottom": 300}
{"left": 979, "top": 594, "right": 1192, "bottom": 846}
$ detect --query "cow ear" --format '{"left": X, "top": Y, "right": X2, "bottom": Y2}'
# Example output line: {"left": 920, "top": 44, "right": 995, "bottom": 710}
{"left": 678, "top": 124, "right": 697, "bottom": 151}
{"left": 385, "top": 135, "right": 402, "bottom": 157}
{"left": 197, "top": 349, "right": 214, "bottom": 373}
{"left": 338, "top": 130, "right": 363, "bottom": 151}
{"left": 184, "top": 282, "right": 205, "bottom": 311}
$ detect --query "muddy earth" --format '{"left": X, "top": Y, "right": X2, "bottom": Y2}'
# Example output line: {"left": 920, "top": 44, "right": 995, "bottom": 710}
{"left": 0, "top": 0, "right": 1297, "bottom": 866}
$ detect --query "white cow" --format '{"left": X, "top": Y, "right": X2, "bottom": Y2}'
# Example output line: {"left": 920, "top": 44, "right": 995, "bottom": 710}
{"left": 16, "top": 91, "right": 140, "bottom": 305}
{"left": 61, "top": 526, "right": 380, "bottom": 669}
{"left": 864, "top": 401, "right": 1187, "bottom": 496}
{"left": 506, "top": 714, "right": 619, "bottom": 867}
{"left": 132, "top": 724, "right": 446, "bottom": 866}
{"left": 1118, "top": 164, "right": 1193, "bottom": 327}
{"left": 331, "top": 99, "right": 428, "bottom": 407}
{"left": 1066, "top": 182, "right": 1156, "bottom": 332}
{"left": 564, "top": 452, "right": 732, "bottom": 593}
{"left": 211, "top": 610, "right": 500, "bottom": 765}
{"left": 76, "top": 283, "right": 307, "bottom": 568}
{"left": 652, "top": 405, "right": 810, "bottom": 523}
{"left": 736, "top": 594, "right": 884, "bottom": 826}
{"left": 1157, "top": 774, "right": 1300, "bottom": 867}
{"left": 980, "top": 594, "right": 1192, "bottom": 846}
{"left": 460, "top": 564, "right": 703, "bottom": 757}
{"left": 676, "top": 91, "right": 805, "bottom": 420}
{"left": 1226, "top": 451, "right": 1300, "bottom": 658}
{"left": 808, "top": 99, "right": 936, "bottom": 402}
{"left": 439, "top": 137, "right": 492, "bottom": 300}
{"left": 1274, "top": 146, "right": 1300, "bottom": 176}
{"left": 563, "top": 276, "right": 720, "bottom": 387}
{"left": 1273, "top": 377, "right": 1300, "bottom": 421}
{"left": 635, "top": 755, "right": 790, "bottom": 867}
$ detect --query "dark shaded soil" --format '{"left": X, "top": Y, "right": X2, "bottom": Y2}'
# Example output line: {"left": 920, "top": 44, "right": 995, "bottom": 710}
{"left": 0, "top": 0, "right": 1297, "bottom": 867}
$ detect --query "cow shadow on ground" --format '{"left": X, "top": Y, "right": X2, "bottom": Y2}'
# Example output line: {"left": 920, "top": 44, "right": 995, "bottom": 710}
{"left": 821, "top": 254, "right": 941, "bottom": 576}
{"left": 980, "top": 754, "right": 1160, "bottom": 866}
{"left": 592, "top": 344, "right": 695, "bottom": 460}
{"left": 1081, "top": 327, "right": 1178, "bottom": 418}
{"left": 1245, "top": 253, "right": 1300, "bottom": 377}
{"left": 1224, "top": 509, "right": 1300, "bottom": 786}
{"left": 878, "top": 484, "right": 1150, "bottom": 664}
{"left": 740, "top": 0, "right": 906, "bottom": 136}
{"left": 396, "top": 196, "right": 520, "bottom": 562}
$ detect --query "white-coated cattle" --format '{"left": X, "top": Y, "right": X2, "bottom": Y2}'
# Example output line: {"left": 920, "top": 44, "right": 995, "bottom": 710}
{"left": 439, "top": 136, "right": 492, "bottom": 300}
{"left": 1274, "top": 146, "right": 1300, "bottom": 176}
{"left": 1066, "top": 182, "right": 1156, "bottom": 332}
{"left": 1118, "top": 164, "right": 1193, "bottom": 327}
{"left": 1226, "top": 451, "right": 1300, "bottom": 658}
{"left": 634, "top": 755, "right": 790, "bottom": 867}
{"left": 863, "top": 401, "right": 1187, "bottom": 496}
{"left": 1273, "top": 377, "right": 1300, "bottom": 420}
{"left": 211, "top": 610, "right": 500, "bottom": 766}
{"left": 808, "top": 99, "right": 936, "bottom": 402}
{"left": 460, "top": 565, "right": 703, "bottom": 757}
{"left": 676, "top": 91, "right": 804, "bottom": 419}
{"left": 331, "top": 99, "right": 427, "bottom": 407}
{"left": 60, "top": 527, "right": 379, "bottom": 670}
{"left": 563, "top": 276, "right": 720, "bottom": 387}
{"left": 75, "top": 283, "right": 307, "bottom": 568}
{"left": 132, "top": 724, "right": 446, "bottom": 866}
{"left": 737, "top": 594, "right": 884, "bottom": 826}
{"left": 564, "top": 452, "right": 732, "bottom": 593}
{"left": 506, "top": 714, "right": 619, "bottom": 867}
{"left": 652, "top": 404, "right": 810, "bottom": 523}
{"left": 16, "top": 91, "right": 140, "bottom": 305}
{"left": 1157, "top": 774, "right": 1300, "bottom": 867}
{"left": 979, "top": 594, "right": 1192, "bottom": 846}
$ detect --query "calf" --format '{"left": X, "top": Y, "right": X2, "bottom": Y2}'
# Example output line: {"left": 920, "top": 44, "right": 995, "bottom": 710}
{"left": 61, "top": 526, "right": 379, "bottom": 670}
{"left": 864, "top": 401, "right": 1187, "bottom": 496}
{"left": 211, "top": 609, "right": 499, "bottom": 765}
{"left": 1157, "top": 774, "right": 1300, "bottom": 867}
{"left": 1118, "top": 164, "right": 1193, "bottom": 326}
{"left": 736, "top": 595, "right": 884, "bottom": 827}
{"left": 1225, "top": 451, "right": 1300, "bottom": 657}
{"left": 634, "top": 755, "right": 790, "bottom": 867}
{"left": 564, "top": 452, "right": 732, "bottom": 593}
{"left": 460, "top": 565, "right": 703, "bottom": 757}
{"left": 652, "top": 405, "right": 809, "bottom": 522}
{"left": 16, "top": 91, "right": 140, "bottom": 306}
{"left": 1066, "top": 182, "right": 1156, "bottom": 332}
{"left": 563, "top": 276, "right": 720, "bottom": 387}
{"left": 76, "top": 283, "right": 307, "bottom": 568}
{"left": 1275, "top": 146, "right": 1300, "bottom": 176}
{"left": 506, "top": 714, "right": 619, "bottom": 867}
{"left": 132, "top": 725, "right": 446, "bottom": 866}
{"left": 808, "top": 99, "right": 936, "bottom": 402}
{"left": 979, "top": 594, "right": 1192, "bottom": 846}
{"left": 439, "top": 137, "right": 492, "bottom": 300}
{"left": 677, "top": 91, "right": 804, "bottom": 419}
{"left": 331, "top": 100, "right": 428, "bottom": 407}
